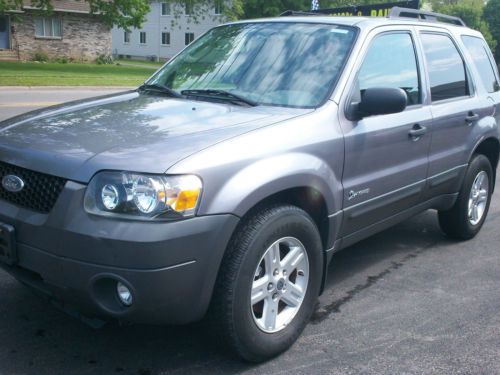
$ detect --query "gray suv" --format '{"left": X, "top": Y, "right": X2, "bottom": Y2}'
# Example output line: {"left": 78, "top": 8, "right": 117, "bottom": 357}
{"left": 0, "top": 9, "right": 499, "bottom": 362}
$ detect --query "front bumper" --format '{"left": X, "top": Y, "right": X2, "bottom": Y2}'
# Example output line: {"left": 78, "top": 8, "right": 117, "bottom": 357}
{"left": 0, "top": 181, "right": 240, "bottom": 325}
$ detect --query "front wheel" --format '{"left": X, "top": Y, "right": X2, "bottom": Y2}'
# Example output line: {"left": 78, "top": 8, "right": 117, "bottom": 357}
{"left": 210, "top": 205, "right": 323, "bottom": 362}
{"left": 438, "top": 154, "right": 493, "bottom": 240}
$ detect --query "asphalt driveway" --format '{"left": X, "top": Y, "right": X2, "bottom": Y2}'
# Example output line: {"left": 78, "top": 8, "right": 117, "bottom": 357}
{"left": 0, "top": 89, "right": 498, "bottom": 374}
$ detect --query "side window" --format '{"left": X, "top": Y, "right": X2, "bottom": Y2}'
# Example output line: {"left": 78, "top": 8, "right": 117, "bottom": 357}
{"left": 421, "top": 33, "right": 470, "bottom": 102}
{"left": 461, "top": 35, "right": 499, "bottom": 93}
{"left": 354, "top": 33, "right": 421, "bottom": 106}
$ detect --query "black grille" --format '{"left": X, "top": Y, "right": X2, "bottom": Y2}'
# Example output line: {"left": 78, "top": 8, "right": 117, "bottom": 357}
{"left": 0, "top": 162, "right": 67, "bottom": 213}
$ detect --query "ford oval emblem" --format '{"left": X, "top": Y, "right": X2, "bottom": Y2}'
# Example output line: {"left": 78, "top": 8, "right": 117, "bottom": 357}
{"left": 2, "top": 175, "right": 25, "bottom": 193}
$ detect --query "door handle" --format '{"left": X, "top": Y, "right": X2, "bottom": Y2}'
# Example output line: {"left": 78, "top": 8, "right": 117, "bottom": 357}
{"left": 465, "top": 112, "right": 479, "bottom": 124}
{"left": 408, "top": 124, "right": 427, "bottom": 140}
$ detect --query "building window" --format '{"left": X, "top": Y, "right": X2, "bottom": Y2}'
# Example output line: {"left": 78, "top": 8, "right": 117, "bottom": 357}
{"left": 161, "top": 32, "right": 171, "bottom": 46}
{"left": 123, "top": 31, "right": 130, "bottom": 44}
{"left": 214, "top": 0, "right": 222, "bottom": 15}
{"left": 185, "top": 1, "right": 193, "bottom": 15}
{"left": 140, "top": 31, "right": 147, "bottom": 45}
{"left": 185, "top": 32, "right": 194, "bottom": 45}
{"left": 34, "top": 17, "right": 62, "bottom": 38}
{"left": 161, "top": 2, "right": 171, "bottom": 16}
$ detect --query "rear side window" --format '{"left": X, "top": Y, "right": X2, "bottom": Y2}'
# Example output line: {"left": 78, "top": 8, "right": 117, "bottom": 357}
{"left": 355, "top": 33, "right": 421, "bottom": 105}
{"left": 461, "top": 35, "right": 499, "bottom": 93}
{"left": 421, "top": 33, "right": 469, "bottom": 102}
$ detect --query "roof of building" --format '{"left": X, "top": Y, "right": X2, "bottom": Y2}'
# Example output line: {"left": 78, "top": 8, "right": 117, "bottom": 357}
{"left": 20, "top": 0, "right": 92, "bottom": 14}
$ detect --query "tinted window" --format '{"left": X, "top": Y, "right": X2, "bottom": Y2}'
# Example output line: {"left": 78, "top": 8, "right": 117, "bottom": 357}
{"left": 462, "top": 35, "right": 499, "bottom": 93}
{"left": 421, "top": 33, "right": 469, "bottom": 101}
{"left": 356, "top": 33, "right": 420, "bottom": 105}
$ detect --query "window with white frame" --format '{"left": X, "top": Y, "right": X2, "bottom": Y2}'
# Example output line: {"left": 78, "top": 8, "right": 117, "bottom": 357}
{"left": 34, "top": 17, "right": 62, "bottom": 38}
{"left": 161, "top": 32, "right": 171, "bottom": 46}
{"left": 140, "top": 31, "right": 147, "bottom": 44}
{"left": 214, "top": 0, "right": 222, "bottom": 15}
{"left": 185, "top": 32, "right": 194, "bottom": 45}
{"left": 124, "top": 31, "right": 130, "bottom": 44}
{"left": 161, "top": 2, "right": 171, "bottom": 16}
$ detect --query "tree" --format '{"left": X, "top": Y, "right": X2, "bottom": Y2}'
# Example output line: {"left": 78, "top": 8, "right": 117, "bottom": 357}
{"left": 166, "top": 0, "right": 242, "bottom": 28}
{"left": 432, "top": 0, "right": 497, "bottom": 54}
{"left": 0, "top": 0, "right": 243, "bottom": 30}
{"left": 484, "top": 0, "right": 500, "bottom": 61}
{"left": 242, "top": 0, "right": 309, "bottom": 19}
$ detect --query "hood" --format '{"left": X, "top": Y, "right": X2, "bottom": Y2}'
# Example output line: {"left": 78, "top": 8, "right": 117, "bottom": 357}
{"left": 0, "top": 91, "right": 310, "bottom": 182}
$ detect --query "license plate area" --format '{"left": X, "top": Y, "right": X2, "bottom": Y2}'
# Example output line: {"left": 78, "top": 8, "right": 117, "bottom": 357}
{"left": 0, "top": 223, "right": 17, "bottom": 266}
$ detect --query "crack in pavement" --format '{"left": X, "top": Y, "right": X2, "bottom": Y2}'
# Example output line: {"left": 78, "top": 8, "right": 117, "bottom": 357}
{"left": 311, "top": 242, "right": 437, "bottom": 324}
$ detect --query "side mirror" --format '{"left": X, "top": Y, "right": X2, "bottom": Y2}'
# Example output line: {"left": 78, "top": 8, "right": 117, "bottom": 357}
{"left": 351, "top": 87, "right": 407, "bottom": 120}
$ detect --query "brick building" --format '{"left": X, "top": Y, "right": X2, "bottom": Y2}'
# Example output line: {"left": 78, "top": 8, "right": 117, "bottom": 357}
{"left": 0, "top": 0, "right": 111, "bottom": 61}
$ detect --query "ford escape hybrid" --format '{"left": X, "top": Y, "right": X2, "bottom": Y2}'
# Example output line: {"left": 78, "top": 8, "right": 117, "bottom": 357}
{"left": 0, "top": 8, "right": 499, "bottom": 362}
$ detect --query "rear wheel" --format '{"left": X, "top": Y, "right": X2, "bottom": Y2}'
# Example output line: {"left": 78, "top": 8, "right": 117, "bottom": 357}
{"left": 438, "top": 154, "right": 493, "bottom": 240}
{"left": 210, "top": 205, "right": 323, "bottom": 362}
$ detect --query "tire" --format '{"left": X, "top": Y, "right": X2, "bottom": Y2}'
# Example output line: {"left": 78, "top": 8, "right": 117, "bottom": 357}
{"left": 438, "top": 154, "right": 493, "bottom": 240}
{"left": 209, "top": 204, "right": 323, "bottom": 362}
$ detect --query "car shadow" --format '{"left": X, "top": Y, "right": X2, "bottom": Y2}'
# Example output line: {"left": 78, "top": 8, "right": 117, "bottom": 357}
{"left": 0, "top": 210, "right": 456, "bottom": 374}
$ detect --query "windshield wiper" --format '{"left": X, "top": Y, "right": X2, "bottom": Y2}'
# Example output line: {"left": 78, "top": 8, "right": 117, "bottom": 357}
{"left": 181, "top": 89, "right": 258, "bottom": 107}
{"left": 138, "top": 83, "right": 183, "bottom": 98}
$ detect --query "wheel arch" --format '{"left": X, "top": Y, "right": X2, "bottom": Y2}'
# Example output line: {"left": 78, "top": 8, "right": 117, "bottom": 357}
{"left": 471, "top": 137, "right": 499, "bottom": 191}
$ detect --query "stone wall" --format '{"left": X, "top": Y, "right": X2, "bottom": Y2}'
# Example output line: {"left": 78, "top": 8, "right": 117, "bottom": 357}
{"left": 11, "top": 12, "right": 111, "bottom": 61}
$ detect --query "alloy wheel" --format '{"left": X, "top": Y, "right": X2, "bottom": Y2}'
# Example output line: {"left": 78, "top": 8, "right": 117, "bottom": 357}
{"left": 250, "top": 237, "right": 309, "bottom": 333}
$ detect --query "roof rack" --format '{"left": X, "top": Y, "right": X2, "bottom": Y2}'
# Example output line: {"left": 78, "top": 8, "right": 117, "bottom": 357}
{"left": 389, "top": 7, "right": 466, "bottom": 26}
{"left": 280, "top": 10, "right": 317, "bottom": 17}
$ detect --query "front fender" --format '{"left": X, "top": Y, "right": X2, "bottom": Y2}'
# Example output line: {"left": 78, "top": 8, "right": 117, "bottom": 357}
{"left": 202, "top": 152, "right": 340, "bottom": 218}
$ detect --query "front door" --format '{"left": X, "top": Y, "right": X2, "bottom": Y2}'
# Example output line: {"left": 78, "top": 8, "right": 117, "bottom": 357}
{"left": 338, "top": 30, "right": 433, "bottom": 237}
{"left": 0, "top": 16, "right": 9, "bottom": 49}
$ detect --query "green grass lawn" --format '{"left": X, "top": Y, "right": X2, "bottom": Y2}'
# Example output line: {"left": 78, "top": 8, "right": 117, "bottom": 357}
{"left": 0, "top": 61, "right": 161, "bottom": 86}
{"left": 115, "top": 59, "right": 165, "bottom": 69}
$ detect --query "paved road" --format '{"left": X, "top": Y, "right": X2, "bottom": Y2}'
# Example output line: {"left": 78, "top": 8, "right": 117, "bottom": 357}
{"left": 0, "top": 87, "right": 129, "bottom": 122}
{"left": 0, "top": 90, "right": 499, "bottom": 374}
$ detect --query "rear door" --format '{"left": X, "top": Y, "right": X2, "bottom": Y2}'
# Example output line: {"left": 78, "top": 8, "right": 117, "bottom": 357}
{"left": 416, "top": 29, "right": 494, "bottom": 198}
{"left": 338, "top": 27, "right": 433, "bottom": 237}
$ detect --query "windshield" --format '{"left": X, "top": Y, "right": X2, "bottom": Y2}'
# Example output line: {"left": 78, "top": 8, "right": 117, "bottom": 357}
{"left": 146, "top": 22, "right": 356, "bottom": 108}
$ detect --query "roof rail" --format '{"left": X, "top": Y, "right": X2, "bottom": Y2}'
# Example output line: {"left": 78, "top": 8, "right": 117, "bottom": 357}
{"left": 280, "top": 10, "right": 317, "bottom": 17}
{"left": 389, "top": 7, "right": 466, "bottom": 26}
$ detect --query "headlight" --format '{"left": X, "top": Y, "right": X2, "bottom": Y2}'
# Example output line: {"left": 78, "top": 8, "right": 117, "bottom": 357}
{"left": 84, "top": 171, "right": 202, "bottom": 220}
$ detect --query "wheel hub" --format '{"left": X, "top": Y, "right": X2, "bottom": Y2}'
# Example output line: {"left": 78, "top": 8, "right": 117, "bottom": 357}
{"left": 276, "top": 278, "right": 286, "bottom": 292}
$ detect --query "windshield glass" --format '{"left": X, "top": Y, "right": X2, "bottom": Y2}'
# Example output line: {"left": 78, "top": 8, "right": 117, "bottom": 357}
{"left": 146, "top": 22, "right": 356, "bottom": 108}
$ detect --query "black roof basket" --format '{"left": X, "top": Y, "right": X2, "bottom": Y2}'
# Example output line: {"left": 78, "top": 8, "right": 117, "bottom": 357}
{"left": 389, "top": 7, "right": 466, "bottom": 26}
{"left": 280, "top": 1, "right": 466, "bottom": 27}
{"left": 280, "top": 0, "right": 420, "bottom": 17}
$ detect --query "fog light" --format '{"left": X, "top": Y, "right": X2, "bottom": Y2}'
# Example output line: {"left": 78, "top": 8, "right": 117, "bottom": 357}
{"left": 116, "top": 282, "right": 133, "bottom": 306}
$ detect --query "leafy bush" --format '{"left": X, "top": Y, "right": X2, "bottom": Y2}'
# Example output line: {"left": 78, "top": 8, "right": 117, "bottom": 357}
{"left": 31, "top": 51, "right": 49, "bottom": 63}
{"left": 54, "top": 56, "right": 69, "bottom": 64}
{"left": 95, "top": 54, "right": 114, "bottom": 65}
